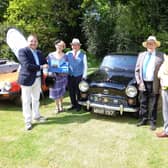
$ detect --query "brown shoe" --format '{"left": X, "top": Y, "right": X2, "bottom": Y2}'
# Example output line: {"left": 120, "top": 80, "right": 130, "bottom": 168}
{"left": 156, "top": 131, "right": 168, "bottom": 138}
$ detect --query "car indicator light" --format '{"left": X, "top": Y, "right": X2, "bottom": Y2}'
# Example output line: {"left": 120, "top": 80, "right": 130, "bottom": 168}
{"left": 10, "top": 82, "right": 21, "bottom": 92}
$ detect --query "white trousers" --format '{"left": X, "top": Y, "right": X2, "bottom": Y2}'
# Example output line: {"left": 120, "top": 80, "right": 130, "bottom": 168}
{"left": 21, "top": 78, "right": 41, "bottom": 124}
{"left": 161, "top": 90, "right": 168, "bottom": 134}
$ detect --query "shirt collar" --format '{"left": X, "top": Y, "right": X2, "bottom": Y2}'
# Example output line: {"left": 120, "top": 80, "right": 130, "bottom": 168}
{"left": 30, "top": 48, "right": 37, "bottom": 53}
{"left": 73, "top": 50, "right": 80, "bottom": 55}
{"left": 147, "top": 50, "right": 156, "bottom": 56}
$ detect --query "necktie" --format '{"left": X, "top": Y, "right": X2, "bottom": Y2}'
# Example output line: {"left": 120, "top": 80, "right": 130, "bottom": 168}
{"left": 143, "top": 52, "right": 152, "bottom": 79}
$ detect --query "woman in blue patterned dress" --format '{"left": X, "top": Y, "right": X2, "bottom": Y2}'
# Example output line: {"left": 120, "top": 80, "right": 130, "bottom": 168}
{"left": 47, "top": 40, "right": 68, "bottom": 113}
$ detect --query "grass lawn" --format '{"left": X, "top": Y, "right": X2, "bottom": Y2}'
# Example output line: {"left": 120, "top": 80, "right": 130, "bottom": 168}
{"left": 0, "top": 94, "right": 168, "bottom": 168}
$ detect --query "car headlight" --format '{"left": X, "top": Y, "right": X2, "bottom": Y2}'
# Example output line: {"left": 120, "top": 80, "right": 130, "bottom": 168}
{"left": 4, "top": 82, "right": 12, "bottom": 91}
{"left": 125, "top": 85, "right": 137, "bottom": 98}
{"left": 79, "top": 80, "right": 89, "bottom": 92}
{"left": 0, "top": 82, "right": 4, "bottom": 89}
{"left": 0, "top": 82, "right": 12, "bottom": 91}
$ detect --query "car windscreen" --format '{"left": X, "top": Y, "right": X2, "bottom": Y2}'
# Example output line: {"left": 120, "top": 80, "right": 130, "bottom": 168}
{"left": 100, "top": 55, "right": 137, "bottom": 71}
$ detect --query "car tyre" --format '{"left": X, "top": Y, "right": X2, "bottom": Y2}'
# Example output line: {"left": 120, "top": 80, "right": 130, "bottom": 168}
{"left": 14, "top": 96, "right": 22, "bottom": 106}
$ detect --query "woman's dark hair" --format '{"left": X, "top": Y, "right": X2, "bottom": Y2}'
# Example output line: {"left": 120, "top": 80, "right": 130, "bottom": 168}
{"left": 54, "top": 39, "right": 66, "bottom": 49}
{"left": 54, "top": 39, "right": 61, "bottom": 45}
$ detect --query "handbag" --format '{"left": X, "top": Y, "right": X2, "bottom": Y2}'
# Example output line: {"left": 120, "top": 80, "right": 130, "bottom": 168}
{"left": 45, "top": 75, "right": 56, "bottom": 87}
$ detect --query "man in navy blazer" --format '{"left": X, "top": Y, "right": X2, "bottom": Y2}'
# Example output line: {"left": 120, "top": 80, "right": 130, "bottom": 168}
{"left": 18, "top": 34, "right": 48, "bottom": 130}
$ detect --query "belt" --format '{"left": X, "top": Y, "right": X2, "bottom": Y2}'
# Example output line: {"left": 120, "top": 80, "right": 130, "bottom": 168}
{"left": 55, "top": 73, "right": 67, "bottom": 77}
{"left": 69, "top": 75, "right": 82, "bottom": 77}
{"left": 36, "top": 75, "right": 41, "bottom": 78}
{"left": 144, "top": 81, "right": 153, "bottom": 83}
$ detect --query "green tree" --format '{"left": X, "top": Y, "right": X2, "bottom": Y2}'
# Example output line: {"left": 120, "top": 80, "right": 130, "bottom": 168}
{"left": 2, "top": 0, "right": 168, "bottom": 60}
{"left": 0, "top": 0, "right": 8, "bottom": 22}
{"left": 82, "top": 0, "right": 168, "bottom": 57}
{"left": 4, "top": 0, "right": 84, "bottom": 57}
{"left": 128, "top": 0, "right": 168, "bottom": 53}
{"left": 0, "top": 0, "right": 11, "bottom": 59}
{"left": 5, "top": 0, "right": 60, "bottom": 55}
{"left": 82, "top": 0, "right": 117, "bottom": 57}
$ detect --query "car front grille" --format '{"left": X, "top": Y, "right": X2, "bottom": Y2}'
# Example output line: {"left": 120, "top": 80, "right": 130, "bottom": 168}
{"left": 89, "top": 94, "right": 127, "bottom": 106}
{"left": 89, "top": 86, "right": 125, "bottom": 97}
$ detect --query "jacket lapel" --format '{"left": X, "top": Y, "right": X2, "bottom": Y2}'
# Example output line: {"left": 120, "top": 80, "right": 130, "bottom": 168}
{"left": 26, "top": 47, "right": 36, "bottom": 64}
{"left": 140, "top": 52, "right": 147, "bottom": 69}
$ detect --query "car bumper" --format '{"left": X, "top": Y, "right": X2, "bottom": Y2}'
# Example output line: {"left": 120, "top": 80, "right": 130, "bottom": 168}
{"left": 78, "top": 100, "right": 139, "bottom": 115}
{"left": 0, "top": 92, "right": 20, "bottom": 100}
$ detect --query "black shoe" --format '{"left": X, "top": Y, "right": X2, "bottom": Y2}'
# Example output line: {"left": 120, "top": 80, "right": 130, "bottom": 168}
{"left": 68, "top": 106, "right": 76, "bottom": 111}
{"left": 76, "top": 107, "right": 81, "bottom": 112}
{"left": 137, "top": 119, "right": 147, "bottom": 127}
{"left": 150, "top": 121, "right": 156, "bottom": 131}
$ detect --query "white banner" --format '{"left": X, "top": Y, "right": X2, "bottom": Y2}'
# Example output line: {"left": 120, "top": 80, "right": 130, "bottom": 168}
{"left": 6, "top": 28, "right": 27, "bottom": 59}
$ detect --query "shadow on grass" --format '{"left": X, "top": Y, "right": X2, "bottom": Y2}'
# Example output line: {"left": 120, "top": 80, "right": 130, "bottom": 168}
{"left": 0, "top": 95, "right": 163, "bottom": 128}
{"left": 41, "top": 108, "right": 163, "bottom": 128}
{"left": 32, "top": 109, "right": 141, "bottom": 128}
{"left": 33, "top": 111, "right": 92, "bottom": 128}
